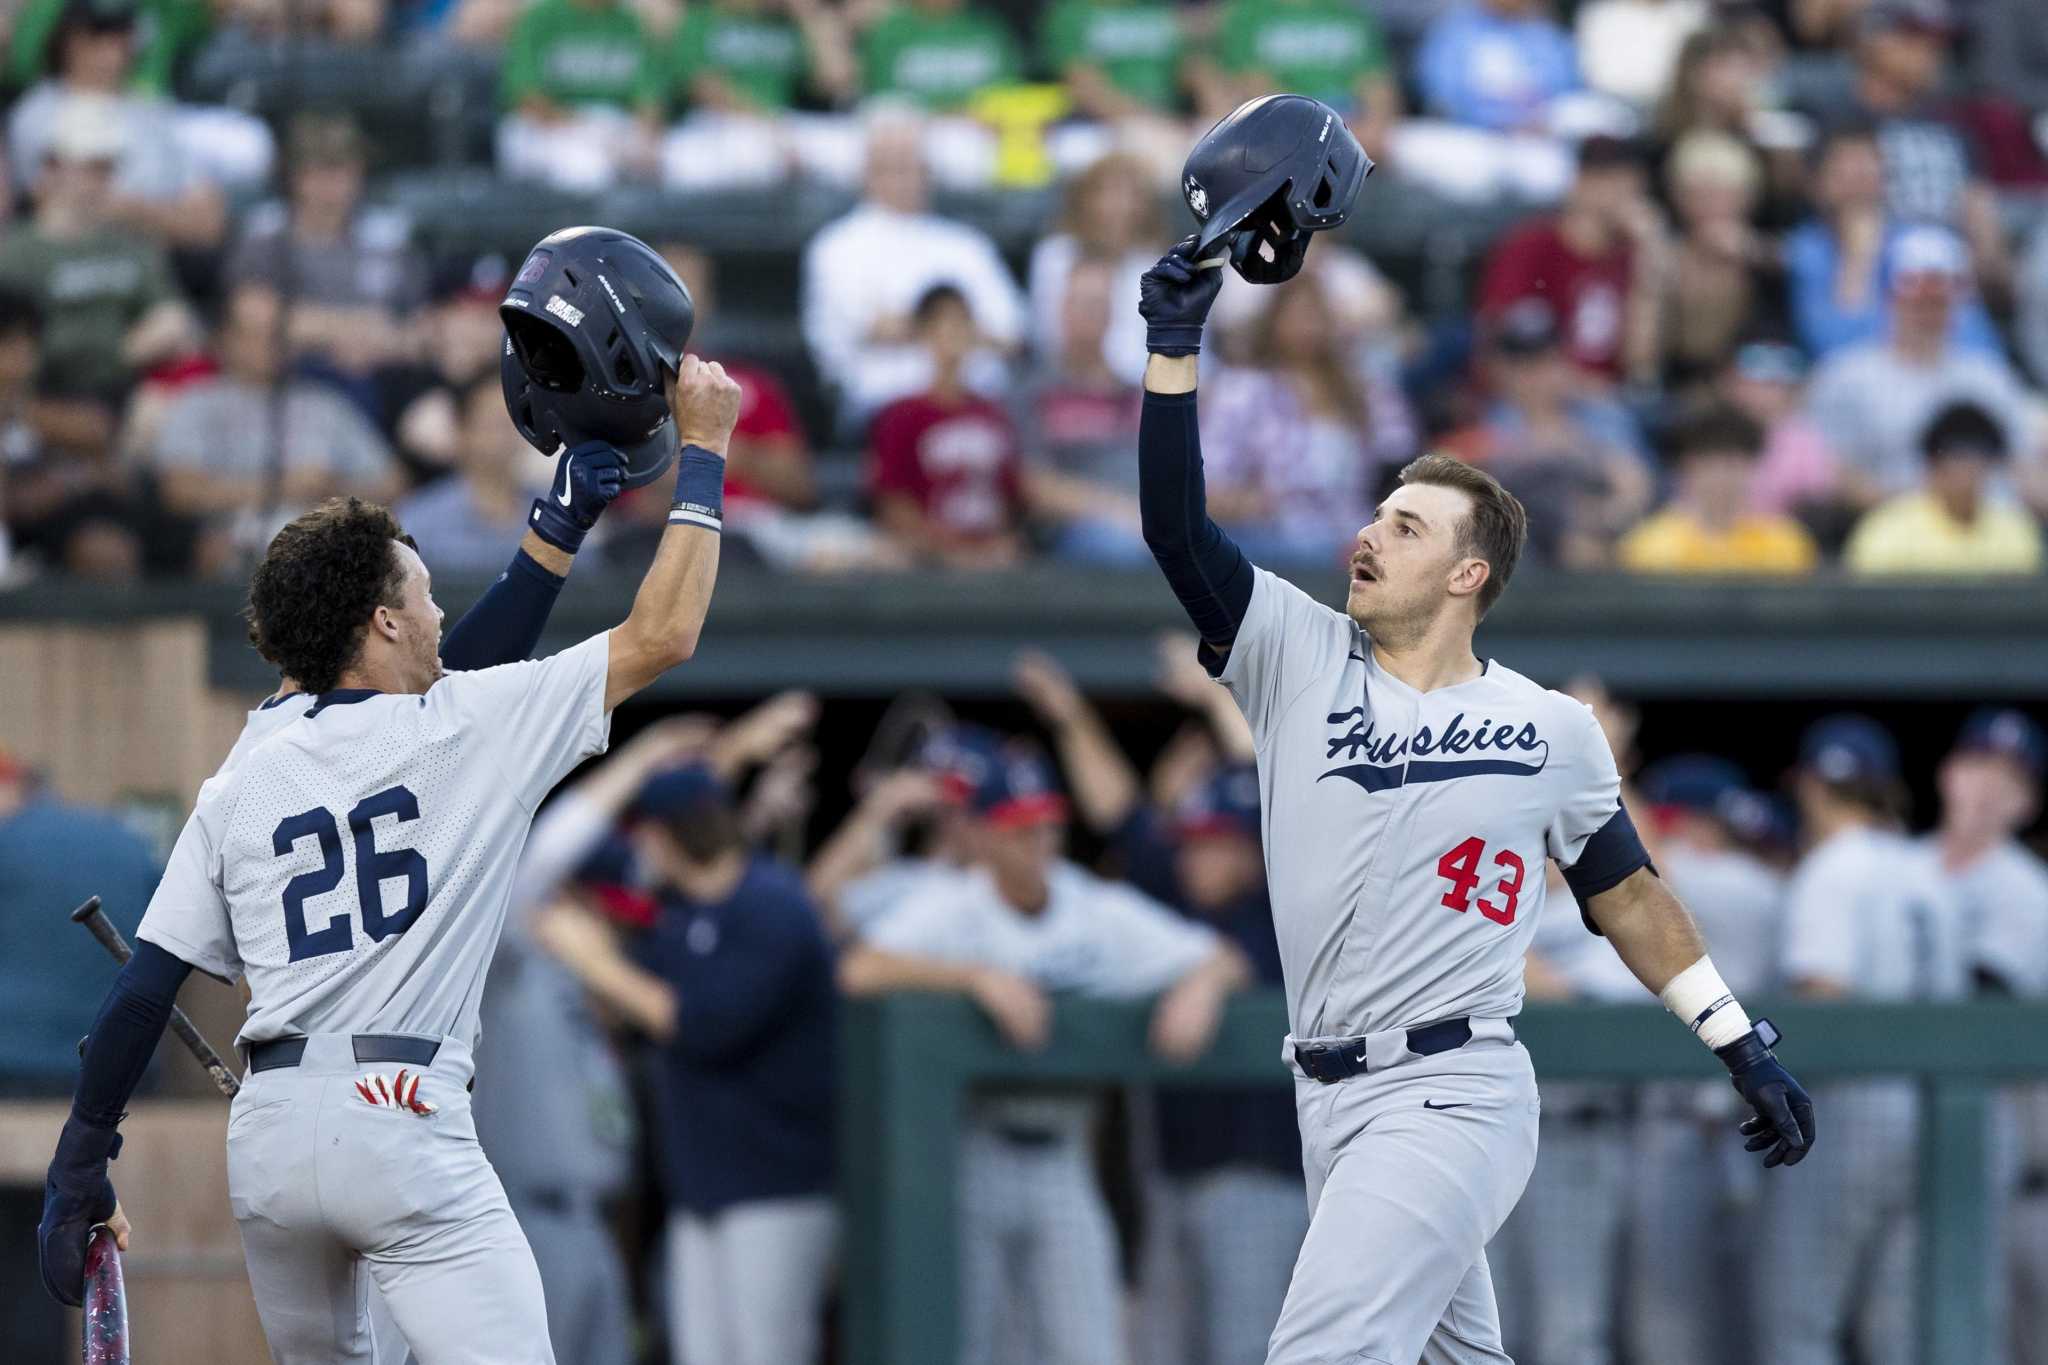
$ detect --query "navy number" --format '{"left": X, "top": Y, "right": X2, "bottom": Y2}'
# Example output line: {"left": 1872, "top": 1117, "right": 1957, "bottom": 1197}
{"left": 350, "top": 787, "right": 428, "bottom": 942}
{"left": 275, "top": 809, "right": 348, "bottom": 961}
{"left": 273, "top": 785, "right": 429, "bottom": 960}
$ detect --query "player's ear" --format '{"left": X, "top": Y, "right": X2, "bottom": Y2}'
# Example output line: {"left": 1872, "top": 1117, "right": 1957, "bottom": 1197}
{"left": 1446, "top": 557, "right": 1489, "bottom": 602}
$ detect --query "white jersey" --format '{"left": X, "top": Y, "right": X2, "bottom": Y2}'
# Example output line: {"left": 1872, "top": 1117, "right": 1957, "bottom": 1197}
{"left": 1658, "top": 845, "right": 1784, "bottom": 997}
{"left": 138, "top": 632, "right": 613, "bottom": 1047}
{"left": 1921, "top": 835, "right": 2048, "bottom": 997}
{"left": 222, "top": 692, "right": 316, "bottom": 772}
{"left": 1216, "top": 568, "right": 1623, "bottom": 1039}
{"left": 1781, "top": 825, "right": 1965, "bottom": 1001}
{"left": 864, "top": 859, "right": 1218, "bottom": 996}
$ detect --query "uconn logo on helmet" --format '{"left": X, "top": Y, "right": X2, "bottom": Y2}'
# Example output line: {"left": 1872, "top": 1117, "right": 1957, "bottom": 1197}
{"left": 1319, "top": 708, "right": 1550, "bottom": 794}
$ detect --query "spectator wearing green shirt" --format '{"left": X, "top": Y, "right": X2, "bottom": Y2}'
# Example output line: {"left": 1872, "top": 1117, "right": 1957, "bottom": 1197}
{"left": 0, "top": 101, "right": 196, "bottom": 405}
{"left": 858, "top": 0, "right": 1021, "bottom": 112}
{"left": 499, "top": 0, "right": 663, "bottom": 189}
{"left": 6, "top": 0, "right": 231, "bottom": 249}
{"left": 668, "top": 0, "right": 857, "bottom": 114}
{"left": 1039, "top": 0, "right": 1187, "bottom": 121}
{"left": 1194, "top": 0, "right": 1401, "bottom": 160}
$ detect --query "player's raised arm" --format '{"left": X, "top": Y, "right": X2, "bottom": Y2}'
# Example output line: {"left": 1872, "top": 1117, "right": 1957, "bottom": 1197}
{"left": 605, "top": 356, "right": 742, "bottom": 710}
{"left": 1136, "top": 238, "right": 1256, "bottom": 665}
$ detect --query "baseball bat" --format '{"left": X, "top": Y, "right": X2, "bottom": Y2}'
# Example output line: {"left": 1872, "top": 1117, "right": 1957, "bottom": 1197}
{"left": 70, "top": 897, "right": 241, "bottom": 1097}
{"left": 81, "top": 1225, "right": 130, "bottom": 1365}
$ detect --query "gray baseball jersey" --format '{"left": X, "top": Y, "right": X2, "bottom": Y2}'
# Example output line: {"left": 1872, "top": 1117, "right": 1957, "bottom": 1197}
{"left": 1781, "top": 825, "right": 1965, "bottom": 1001}
{"left": 137, "top": 632, "right": 613, "bottom": 1047}
{"left": 1925, "top": 837, "right": 2048, "bottom": 996}
{"left": 1216, "top": 567, "right": 1622, "bottom": 1040}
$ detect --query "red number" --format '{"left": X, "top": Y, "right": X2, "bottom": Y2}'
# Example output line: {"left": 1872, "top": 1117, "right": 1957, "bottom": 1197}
{"left": 1437, "top": 836, "right": 1485, "bottom": 911}
{"left": 1436, "top": 839, "right": 1524, "bottom": 926}
{"left": 1478, "top": 848, "right": 1524, "bottom": 925}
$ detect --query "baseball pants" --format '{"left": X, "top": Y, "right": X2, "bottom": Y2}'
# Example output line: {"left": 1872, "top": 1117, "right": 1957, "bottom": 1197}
{"left": 1490, "top": 1084, "right": 1629, "bottom": 1365}
{"left": 1624, "top": 1090, "right": 1761, "bottom": 1365}
{"left": 958, "top": 1123, "right": 1127, "bottom": 1365}
{"left": 666, "top": 1196, "right": 837, "bottom": 1365}
{"left": 1142, "top": 1166, "right": 1310, "bottom": 1365}
{"left": 1267, "top": 1031, "right": 1540, "bottom": 1365}
{"left": 225, "top": 1034, "right": 553, "bottom": 1365}
{"left": 515, "top": 1197, "right": 633, "bottom": 1365}
{"left": 1753, "top": 1081, "right": 1917, "bottom": 1365}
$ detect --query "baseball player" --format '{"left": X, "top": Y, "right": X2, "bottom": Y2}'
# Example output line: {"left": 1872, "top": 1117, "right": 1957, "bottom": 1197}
{"left": 1922, "top": 709, "right": 2048, "bottom": 1365}
{"left": 1758, "top": 715, "right": 1964, "bottom": 1365}
{"left": 841, "top": 741, "right": 1254, "bottom": 1365}
{"left": 36, "top": 353, "right": 743, "bottom": 1364}
{"left": 1133, "top": 237, "right": 1815, "bottom": 1365}
{"left": 1626, "top": 756, "right": 1788, "bottom": 1365}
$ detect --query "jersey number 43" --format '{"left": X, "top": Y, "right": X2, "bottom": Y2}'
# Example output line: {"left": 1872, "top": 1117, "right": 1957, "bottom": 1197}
{"left": 1436, "top": 836, "right": 1525, "bottom": 926}
{"left": 273, "top": 785, "right": 430, "bottom": 961}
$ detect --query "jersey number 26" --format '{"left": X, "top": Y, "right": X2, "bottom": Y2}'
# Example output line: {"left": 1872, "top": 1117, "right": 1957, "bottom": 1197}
{"left": 273, "top": 785, "right": 430, "bottom": 961}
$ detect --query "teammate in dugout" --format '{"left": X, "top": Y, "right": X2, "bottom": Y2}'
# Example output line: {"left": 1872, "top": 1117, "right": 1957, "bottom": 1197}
{"left": 39, "top": 229, "right": 743, "bottom": 1365}
{"left": 1141, "top": 93, "right": 1816, "bottom": 1365}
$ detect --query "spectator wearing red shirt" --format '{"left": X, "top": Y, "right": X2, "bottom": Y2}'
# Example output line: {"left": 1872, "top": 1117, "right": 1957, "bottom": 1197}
{"left": 868, "top": 284, "right": 1028, "bottom": 569}
{"left": 1478, "top": 134, "right": 1668, "bottom": 387}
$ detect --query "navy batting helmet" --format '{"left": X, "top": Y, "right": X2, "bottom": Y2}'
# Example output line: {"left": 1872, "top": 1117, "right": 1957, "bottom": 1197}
{"left": 1181, "top": 94, "right": 1373, "bottom": 284}
{"left": 499, "top": 226, "right": 694, "bottom": 490}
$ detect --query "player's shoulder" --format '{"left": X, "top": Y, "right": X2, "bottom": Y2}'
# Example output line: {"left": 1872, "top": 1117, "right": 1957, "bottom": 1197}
{"left": 1493, "top": 665, "right": 1605, "bottom": 735}
{"left": 1246, "top": 564, "right": 1354, "bottom": 640}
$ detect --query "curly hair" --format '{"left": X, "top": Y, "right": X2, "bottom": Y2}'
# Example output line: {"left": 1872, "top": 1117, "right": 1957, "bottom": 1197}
{"left": 245, "top": 499, "right": 414, "bottom": 694}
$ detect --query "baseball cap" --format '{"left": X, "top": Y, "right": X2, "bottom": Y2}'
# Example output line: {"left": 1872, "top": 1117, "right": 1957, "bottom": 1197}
{"left": 632, "top": 763, "right": 731, "bottom": 821}
{"left": 1952, "top": 708, "right": 2046, "bottom": 782}
{"left": 1640, "top": 754, "right": 1778, "bottom": 844}
{"left": 914, "top": 723, "right": 1006, "bottom": 805}
{"left": 1886, "top": 225, "right": 1969, "bottom": 286}
{"left": 1174, "top": 763, "right": 1262, "bottom": 842}
{"left": 431, "top": 253, "right": 513, "bottom": 306}
{"left": 966, "top": 746, "right": 1069, "bottom": 829}
{"left": 1492, "top": 299, "right": 1561, "bottom": 357}
{"left": 1799, "top": 714, "right": 1902, "bottom": 785}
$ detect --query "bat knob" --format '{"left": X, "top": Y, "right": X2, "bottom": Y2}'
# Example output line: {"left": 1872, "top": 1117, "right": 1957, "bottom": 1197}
{"left": 70, "top": 896, "right": 103, "bottom": 923}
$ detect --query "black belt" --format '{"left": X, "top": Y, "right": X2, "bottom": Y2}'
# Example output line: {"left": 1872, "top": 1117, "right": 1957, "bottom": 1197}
{"left": 1294, "top": 1017, "right": 1476, "bottom": 1085}
{"left": 248, "top": 1034, "right": 443, "bottom": 1073}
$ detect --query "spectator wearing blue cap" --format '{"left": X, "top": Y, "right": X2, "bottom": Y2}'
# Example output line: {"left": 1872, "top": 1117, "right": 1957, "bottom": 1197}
{"left": 842, "top": 729, "right": 1252, "bottom": 1365}
{"left": 1758, "top": 713, "right": 1966, "bottom": 1365}
{"left": 1623, "top": 752, "right": 1786, "bottom": 1364}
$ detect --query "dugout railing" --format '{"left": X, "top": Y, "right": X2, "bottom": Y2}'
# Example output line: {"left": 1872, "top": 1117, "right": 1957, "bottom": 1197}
{"left": 839, "top": 993, "right": 2048, "bottom": 1365}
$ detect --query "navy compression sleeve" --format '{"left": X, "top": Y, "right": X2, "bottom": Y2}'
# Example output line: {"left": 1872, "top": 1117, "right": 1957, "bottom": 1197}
{"left": 1563, "top": 804, "right": 1657, "bottom": 935}
{"left": 439, "top": 548, "right": 567, "bottom": 671}
{"left": 1138, "top": 390, "right": 1254, "bottom": 650}
{"left": 72, "top": 941, "right": 192, "bottom": 1128}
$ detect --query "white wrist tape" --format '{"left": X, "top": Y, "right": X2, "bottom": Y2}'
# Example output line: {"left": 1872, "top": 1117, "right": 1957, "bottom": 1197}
{"left": 1660, "top": 956, "right": 1754, "bottom": 1051}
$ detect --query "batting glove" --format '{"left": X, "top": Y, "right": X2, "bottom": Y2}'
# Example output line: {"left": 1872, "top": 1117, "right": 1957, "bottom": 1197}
{"left": 529, "top": 441, "right": 628, "bottom": 553}
{"left": 39, "top": 1115, "right": 121, "bottom": 1306}
{"left": 1139, "top": 235, "right": 1225, "bottom": 357}
{"left": 1716, "top": 1018, "right": 1816, "bottom": 1168}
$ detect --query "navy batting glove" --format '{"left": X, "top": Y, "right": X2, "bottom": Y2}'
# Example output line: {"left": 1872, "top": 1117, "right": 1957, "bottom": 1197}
{"left": 39, "top": 1116, "right": 121, "bottom": 1306}
{"left": 1139, "top": 235, "right": 1225, "bottom": 357}
{"left": 1716, "top": 1018, "right": 1815, "bottom": 1169}
{"left": 529, "top": 441, "right": 627, "bottom": 553}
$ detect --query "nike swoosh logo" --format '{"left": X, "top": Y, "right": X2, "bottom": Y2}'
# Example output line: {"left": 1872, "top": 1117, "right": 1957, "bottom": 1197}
{"left": 555, "top": 453, "right": 575, "bottom": 506}
{"left": 1422, "top": 1100, "right": 1470, "bottom": 1111}
{"left": 1353, "top": 1052, "right": 1369, "bottom": 1063}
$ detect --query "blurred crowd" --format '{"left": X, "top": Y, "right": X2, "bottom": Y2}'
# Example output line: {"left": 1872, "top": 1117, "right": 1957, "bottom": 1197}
{"left": 3, "top": 0, "right": 2048, "bottom": 582}
{"left": 4, "top": 644, "right": 2046, "bottom": 1363}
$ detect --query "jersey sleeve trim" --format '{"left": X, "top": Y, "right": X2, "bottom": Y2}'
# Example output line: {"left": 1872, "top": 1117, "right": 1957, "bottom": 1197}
{"left": 135, "top": 921, "right": 240, "bottom": 985}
